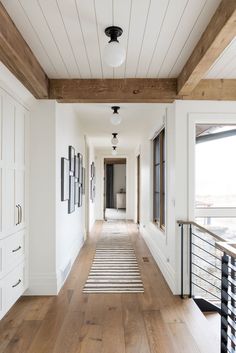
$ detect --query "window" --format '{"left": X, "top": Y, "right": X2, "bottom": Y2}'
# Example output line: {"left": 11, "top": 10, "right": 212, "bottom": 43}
{"left": 153, "top": 128, "right": 165, "bottom": 229}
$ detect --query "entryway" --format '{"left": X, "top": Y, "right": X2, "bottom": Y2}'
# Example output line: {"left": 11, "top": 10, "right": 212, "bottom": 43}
{"left": 104, "top": 158, "right": 127, "bottom": 221}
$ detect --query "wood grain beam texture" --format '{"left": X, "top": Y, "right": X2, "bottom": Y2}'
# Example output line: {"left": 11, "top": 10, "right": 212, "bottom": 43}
{"left": 0, "top": 3, "right": 49, "bottom": 98}
{"left": 49, "top": 78, "right": 236, "bottom": 103}
{"left": 178, "top": 0, "right": 236, "bottom": 96}
{"left": 49, "top": 78, "right": 178, "bottom": 103}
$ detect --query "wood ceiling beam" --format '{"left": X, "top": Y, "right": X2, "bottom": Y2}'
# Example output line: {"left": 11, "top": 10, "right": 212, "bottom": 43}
{"left": 49, "top": 78, "right": 178, "bottom": 103}
{"left": 49, "top": 78, "right": 236, "bottom": 103}
{"left": 183, "top": 79, "right": 236, "bottom": 101}
{"left": 0, "top": 3, "right": 49, "bottom": 98}
{"left": 177, "top": 0, "right": 236, "bottom": 96}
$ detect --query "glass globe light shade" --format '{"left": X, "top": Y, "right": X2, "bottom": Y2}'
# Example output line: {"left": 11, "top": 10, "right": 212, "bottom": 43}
{"left": 104, "top": 41, "right": 126, "bottom": 68}
{"left": 110, "top": 113, "right": 122, "bottom": 125}
{"left": 111, "top": 136, "right": 118, "bottom": 145}
{"left": 112, "top": 147, "right": 117, "bottom": 156}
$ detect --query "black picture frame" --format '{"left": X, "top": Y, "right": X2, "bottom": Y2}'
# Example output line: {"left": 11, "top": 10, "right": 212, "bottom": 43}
{"left": 74, "top": 155, "right": 79, "bottom": 179}
{"left": 82, "top": 167, "right": 85, "bottom": 195}
{"left": 68, "top": 176, "right": 75, "bottom": 213}
{"left": 69, "top": 146, "right": 75, "bottom": 174}
{"left": 79, "top": 185, "right": 83, "bottom": 207}
{"left": 61, "top": 158, "right": 69, "bottom": 201}
{"left": 74, "top": 180, "right": 79, "bottom": 205}
{"left": 78, "top": 153, "right": 83, "bottom": 183}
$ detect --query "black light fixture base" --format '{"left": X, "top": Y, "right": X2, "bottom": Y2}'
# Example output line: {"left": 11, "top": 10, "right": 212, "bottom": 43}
{"left": 111, "top": 106, "right": 120, "bottom": 114}
{"left": 105, "top": 26, "right": 123, "bottom": 42}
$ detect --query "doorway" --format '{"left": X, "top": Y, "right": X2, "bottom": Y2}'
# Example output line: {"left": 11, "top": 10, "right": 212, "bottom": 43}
{"left": 104, "top": 158, "right": 126, "bottom": 221}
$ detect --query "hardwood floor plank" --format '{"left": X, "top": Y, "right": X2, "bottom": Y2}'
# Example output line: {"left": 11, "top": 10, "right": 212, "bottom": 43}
{"left": 79, "top": 324, "right": 102, "bottom": 353}
{"left": 3, "top": 320, "right": 41, "bottom": 353}
{"left": 143, "top": 310, "right": 177, "bottom": 353}
{"left": 52, "top": 311, "right": 84, "bottom": 353}
{"left": 122, "top": 293, "right": 151, "bottom": 353}
{"left": 101, "top": 294, "right": 126, "bottom": 353}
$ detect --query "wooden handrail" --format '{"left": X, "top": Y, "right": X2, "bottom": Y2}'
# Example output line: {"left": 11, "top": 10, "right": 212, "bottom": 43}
{"left": 177, "top": 220, "right": 226, "bottom": 242}
{"left": 216, "top": 241, "right": 236, "bottom": 258}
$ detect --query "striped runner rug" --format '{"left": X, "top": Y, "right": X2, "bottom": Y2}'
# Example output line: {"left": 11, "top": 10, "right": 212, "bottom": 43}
{"left": 83, "top": 235, "right": 144, "bottom": 293}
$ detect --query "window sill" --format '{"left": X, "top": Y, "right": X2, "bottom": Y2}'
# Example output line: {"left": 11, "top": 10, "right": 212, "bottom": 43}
{"left": 152, "top": 221, "right": 166, "bottom": 235}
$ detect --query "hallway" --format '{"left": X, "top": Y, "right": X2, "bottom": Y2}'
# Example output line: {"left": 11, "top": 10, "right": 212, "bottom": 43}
{"left": 0, "top": 221, "right": 219, "bottom": 353}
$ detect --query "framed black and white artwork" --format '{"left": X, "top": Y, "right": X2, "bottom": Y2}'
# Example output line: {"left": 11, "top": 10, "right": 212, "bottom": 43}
{"left": 82, "top": 167, "right": 85, "bottom": 195}
{"left": 74, "top": 180, "right": 79, "bottom": 205}
{"left": 74, "top": 155, "right": 79, "bottom": 179}
{"left": 61, "top": 158, "right": 69, "bottom": 201}
{"left": 69, "top": 146, "right": 75, "bottom": 174}
{"left": 68, "top": 176, "right": 75, "bottom": 213}
{"left": 79, "top": 185, "right": 83, "bottom": 207}
{"left": 78, "top": 153, "right": 83, "bottom": 183}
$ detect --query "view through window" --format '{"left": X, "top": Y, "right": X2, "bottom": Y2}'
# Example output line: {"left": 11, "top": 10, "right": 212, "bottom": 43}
{"left": 195, "top": 124, "right": 236, "bottom": 240}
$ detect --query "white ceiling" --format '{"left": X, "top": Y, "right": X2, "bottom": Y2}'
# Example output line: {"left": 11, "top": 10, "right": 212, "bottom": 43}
{"left": 1, "top": 0, "right": 221, "bottom": 79}
{"left": 75, "top": 103, "right": 168, "bottom": 150}
{"left": 206, "top": 37, "right": 236, "bottom": 79}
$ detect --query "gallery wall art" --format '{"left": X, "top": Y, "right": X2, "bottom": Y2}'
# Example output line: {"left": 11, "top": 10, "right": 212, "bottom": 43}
{"left": 61, "top": 145, "right": 85, "bottom": 214}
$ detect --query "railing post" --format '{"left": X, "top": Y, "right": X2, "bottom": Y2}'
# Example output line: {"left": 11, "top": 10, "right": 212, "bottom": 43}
{"left": 180, "top": 223, "right": 184, "bottom": 299}
{"left": 230, "top": 256, "right": 236, "bottom": 351}
{"left": 221, "top": 252, "right": 229, "bottom": 353}
{"left": 189, "top": 224, "right": 192, "bottom": 298}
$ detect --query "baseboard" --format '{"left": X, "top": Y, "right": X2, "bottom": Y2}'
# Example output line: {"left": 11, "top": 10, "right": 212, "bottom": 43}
{"left": 140, "top": 225, "right": 176, "bottom": 293}
{"left": 56, "top": 234, "right": 85, "bottom": 292}
{"left": 25, "top": 272, "right": 58, "bottom": 295}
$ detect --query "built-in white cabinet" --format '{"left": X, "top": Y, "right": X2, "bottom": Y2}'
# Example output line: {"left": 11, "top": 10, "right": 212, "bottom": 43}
{"left": 0, "top": 89, "right": 28, "bottom": 320}
{"left": 116, "top": 193, "right": 126, "bottom": 209}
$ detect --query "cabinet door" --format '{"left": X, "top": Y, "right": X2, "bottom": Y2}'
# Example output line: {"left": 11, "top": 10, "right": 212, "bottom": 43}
{"left": 15, "top": 170, "right": 25, "bottom": 229}
{"left": 1, "top": 96, "right": 16, "bottom": 237}
{"left": 15, "top": 107, "right": 25, "bottom": 167}
{"left": 15, "top": 107, "right": 26, "bottom": 229}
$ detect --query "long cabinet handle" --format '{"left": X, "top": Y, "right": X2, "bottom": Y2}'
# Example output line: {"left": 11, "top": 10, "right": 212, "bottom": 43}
{"left": 12, "top": 279, "right": 21, "bottom": 288}
{"left": 12, "top": 246, "right": 22, "bottom": 253}
{"left": 16, "top": 205, "right": 20, "bottom": 225}
{"left": 19, "top": 205, "right": 22, "bottom": 224}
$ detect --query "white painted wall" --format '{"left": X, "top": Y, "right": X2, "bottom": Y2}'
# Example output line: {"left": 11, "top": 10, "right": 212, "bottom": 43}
{"left": 88, "top": 141, "right": 96, "bottom": 230}
{"left": 28, "top": 101, "right": 89, "bottom": 294}
{"left": 139, "top": 100, "right": 236, "bottom": 295}
{"left": 113, "top": 164, "right": 126, "bottom": 208}
{"left": 28, "top": 100, "right": 57, "bottom": 294}
{"left": 55, "top": 104, "right": 86, "bottom": 291}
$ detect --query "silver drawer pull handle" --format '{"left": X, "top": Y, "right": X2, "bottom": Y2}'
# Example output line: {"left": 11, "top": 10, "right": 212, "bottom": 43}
{"left": 12, "top": 246, "right": 22, "bottom": 253}
{"left": 12, "top": 279, "right": 21, "bottom": 288}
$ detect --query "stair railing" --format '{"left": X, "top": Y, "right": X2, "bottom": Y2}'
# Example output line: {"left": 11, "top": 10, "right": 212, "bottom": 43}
{"left": 177, "top": 220, "right": 225, "bottom": 309}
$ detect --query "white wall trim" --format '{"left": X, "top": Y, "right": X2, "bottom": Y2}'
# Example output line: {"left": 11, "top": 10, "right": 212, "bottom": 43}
{"left": 140, "top": 224, "right": 176, "bottom": 294}
{"left": 56, "top": 234, "right": 85, "bottom": 292}
{"left": 25, "top": 273, "right": 58, "bottom": 295}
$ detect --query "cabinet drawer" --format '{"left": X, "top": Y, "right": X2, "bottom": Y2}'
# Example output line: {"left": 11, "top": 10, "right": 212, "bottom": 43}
{"left": 0, "top": 231, "right": 25, "bottom": 278}
{"left": 0, "top": 263, "right": 25, "bottom": 320}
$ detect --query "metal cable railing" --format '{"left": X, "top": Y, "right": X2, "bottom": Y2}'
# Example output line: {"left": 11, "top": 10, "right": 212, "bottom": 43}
{"left": 216, "top": 242, "right": 236, "bottom": 353}
{"left": 178, "top": 221, "right": 224, "bottom": 304}
{"left": 178, "top": 221, "right": 236, "bottom": 353}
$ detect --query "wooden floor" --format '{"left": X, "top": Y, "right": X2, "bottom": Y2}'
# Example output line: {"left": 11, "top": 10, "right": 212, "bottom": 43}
{"left": 0, "top": 221, "right": 220, "bottom": 353}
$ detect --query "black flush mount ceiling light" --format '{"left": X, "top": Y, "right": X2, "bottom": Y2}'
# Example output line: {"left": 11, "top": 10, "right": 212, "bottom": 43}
{"left": 110, "top": 106, "right": 122, "bottom": 125}
{"left": 104, "top": 26, "right": 126, "bottom": 67}
{"left": 111, "top": 133, "right": 118, "bottom": 145}
{"left": 112, "top": 146, "right": 117, "bottom": 156}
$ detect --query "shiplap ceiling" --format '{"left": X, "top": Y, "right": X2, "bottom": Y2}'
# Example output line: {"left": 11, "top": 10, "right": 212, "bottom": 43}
{"left": 206, "top": 37, "right": 236, "bottom": 79}
{"left": 2, "top": 0, "right": 222, "bottom": 79}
